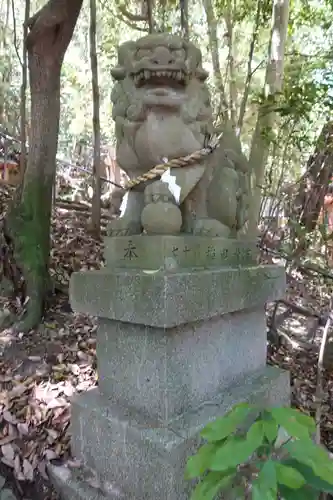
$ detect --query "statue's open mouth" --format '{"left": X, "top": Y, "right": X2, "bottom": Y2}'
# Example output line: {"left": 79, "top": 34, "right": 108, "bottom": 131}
{"left": 133, "top": 68, "right": 187, "bottom": 88}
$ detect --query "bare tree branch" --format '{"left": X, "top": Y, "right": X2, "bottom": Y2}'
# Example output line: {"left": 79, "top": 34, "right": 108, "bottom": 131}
{"left": 117, "top": 3, "right": 147, "bottom": 22}
{"left": 180, "top": 0, "right": 189, "bottom": 40}
{"left": 224, "top": 0, "right": 237, "bottom": 128}
{"left": 20, "top": 0, "right": 30, "bottom": 177}
{"left": 237, "top": 0, "right": 261, "bottom": 134}
{"left": 146, "top": 0, "right": 154, "bottom": 33}
{"left": 90, "top": 0, "right": 101, "bottom": 235}
{"left": 118, "top": 12, "right": 148, "bottom": 31}
{"left": 11, "top": 0, "right": 23, "bottom": 67}
{"left": 202, "top": 0, "right": 229, "bottom": 122}
{"left": 98, "top": 0, "right": 148, "bottom": 31}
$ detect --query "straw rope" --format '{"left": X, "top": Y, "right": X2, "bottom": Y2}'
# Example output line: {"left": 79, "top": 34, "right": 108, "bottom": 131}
{"left": 122, "top": 132, "right": 222, "bottom": 191}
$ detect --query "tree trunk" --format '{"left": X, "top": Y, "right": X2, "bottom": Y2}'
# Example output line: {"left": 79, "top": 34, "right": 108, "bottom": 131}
{"left": 89, "top": 0, "right": 101, "bottom": 237}
{"left": 1, "top": 0, "right": 11, "bottom": 126}
{"left": 180, "top": 0, "right": 189, "bottom": 41}
{"left": 247, "top": 0, "right": 290, "bottom": 235}
{"left": 202, "top": 0, "right": 229, "bottom": 122}
{"left": 291, "top": 121, "right": 333, "bottom": 256}
{"left": 20, "top": 0, "right": 30, "bottom": 177}
{"left": 225, "top": 0, "right": 237, "bottom": 128}
{"left": 146, "top": 0, "right": 154, "bottom": 33}
{"left": 4, "top": 0, "right": 83, "bottom": 332}
{"left": 237, "top": 0, "right": 261, "bottom": 135}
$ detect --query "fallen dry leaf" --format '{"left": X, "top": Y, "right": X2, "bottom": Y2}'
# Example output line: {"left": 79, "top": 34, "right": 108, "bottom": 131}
{"left": 22, "top": 458, "right": 34, "bottom": 481}
{"left": 1, "top": 445, "right": 14, "bottom": 462}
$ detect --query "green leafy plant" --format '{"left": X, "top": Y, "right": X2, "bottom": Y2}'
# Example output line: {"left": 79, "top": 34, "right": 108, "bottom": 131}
{"left": 185, "top": 403, "right": 333, "bottom": 499}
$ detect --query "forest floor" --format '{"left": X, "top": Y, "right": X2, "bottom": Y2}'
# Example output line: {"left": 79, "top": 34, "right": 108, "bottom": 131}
{"left": 0, "top": 186, "right": 333, "bottom": 499}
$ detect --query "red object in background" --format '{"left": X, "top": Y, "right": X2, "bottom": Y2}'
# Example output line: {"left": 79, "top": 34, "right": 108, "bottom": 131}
{"left": 0, "top": 159, "right": 18, "bottom": 170}
{"left": 0, "top": 159, "right": 20, "bottom": 184}
{"left": 324, "top": 191, "right": 333, "bottom": 233}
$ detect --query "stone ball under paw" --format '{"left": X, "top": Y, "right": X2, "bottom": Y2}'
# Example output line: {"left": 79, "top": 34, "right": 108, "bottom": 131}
{"left": 141, "top": 201, "right": 182, "bottom": 234}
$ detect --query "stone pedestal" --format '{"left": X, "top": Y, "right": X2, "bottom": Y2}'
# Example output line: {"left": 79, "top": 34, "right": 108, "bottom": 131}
{"left": 49, "top": 236, "right": 290, "bottom": 500}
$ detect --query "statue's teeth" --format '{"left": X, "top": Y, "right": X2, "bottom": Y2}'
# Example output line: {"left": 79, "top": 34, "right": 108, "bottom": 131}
{"left": 133, "top": 67, "right": 186, "bottom": 84}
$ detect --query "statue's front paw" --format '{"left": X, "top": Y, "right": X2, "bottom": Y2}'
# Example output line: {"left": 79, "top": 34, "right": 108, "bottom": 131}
{"left": 107, "top": 218, "right": 142, "bottom": 237}
{"left": 193, "top": 218, "right": 231, "bottom": 238}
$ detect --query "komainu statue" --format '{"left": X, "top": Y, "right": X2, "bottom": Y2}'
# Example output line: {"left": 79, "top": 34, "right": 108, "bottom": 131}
{"left": 109, "top": 33, "right": 250, "bottom": 238}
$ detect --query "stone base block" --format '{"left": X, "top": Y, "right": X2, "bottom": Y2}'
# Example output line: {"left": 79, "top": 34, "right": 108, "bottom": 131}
{"left": 70, "top": 265, "right": 286, "bottom": 328}
{"left": 97, "top": 308, "right": 268, "bottom": 421}
{"left": 51, "top": 366, "right": 289, "bottom": 500}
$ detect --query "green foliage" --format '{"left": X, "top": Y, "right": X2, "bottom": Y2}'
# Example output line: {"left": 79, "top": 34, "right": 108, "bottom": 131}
{"left": 215, "top": 0, "right": 271, "bottom": 25}
{"left": 186, "top": 403, "right": 333, "bottom": 499}
{"left": 291, "top": 0, "right": 332, "bottom": 29}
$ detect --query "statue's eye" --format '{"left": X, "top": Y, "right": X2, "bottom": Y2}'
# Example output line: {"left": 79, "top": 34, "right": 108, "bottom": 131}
{"left": 136, "top": 49, "right": 151, "bottom": 59}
